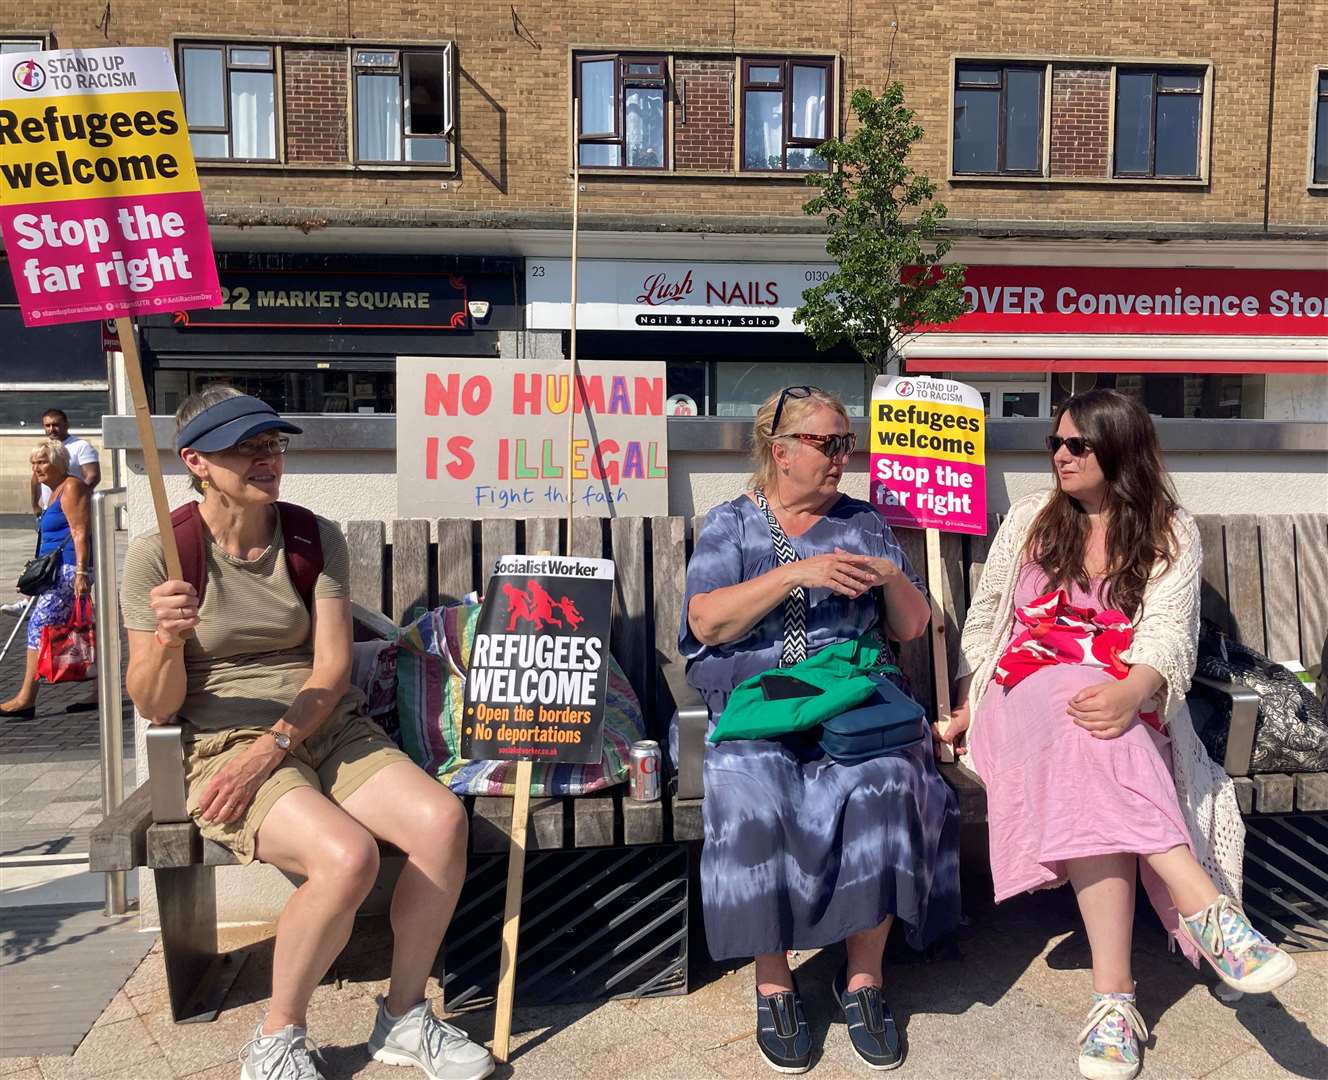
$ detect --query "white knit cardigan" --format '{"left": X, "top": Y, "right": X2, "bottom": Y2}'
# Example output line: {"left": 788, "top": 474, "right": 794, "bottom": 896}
{"left": 957, "top": 490, "right": 1245, "bottom": 900}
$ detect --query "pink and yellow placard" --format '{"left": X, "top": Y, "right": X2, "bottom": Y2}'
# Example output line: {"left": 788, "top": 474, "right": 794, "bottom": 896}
{"left": 870, "top": 375, "right": 988, "bottom": 537}
{"left": 0, "top": 47, "right": 220, "bottom": 327}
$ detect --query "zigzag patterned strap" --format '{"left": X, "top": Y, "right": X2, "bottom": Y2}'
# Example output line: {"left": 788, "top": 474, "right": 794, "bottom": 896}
{"left": 753, "top": 489, "right": 808, "bottom": 667}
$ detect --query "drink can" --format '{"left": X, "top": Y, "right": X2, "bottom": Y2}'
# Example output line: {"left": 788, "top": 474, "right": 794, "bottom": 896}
{"left": 629, "top": 740, "right": 662, "bottom": 801}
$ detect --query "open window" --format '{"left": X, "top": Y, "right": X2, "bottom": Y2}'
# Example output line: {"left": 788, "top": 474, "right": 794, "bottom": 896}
{"left": 353, "top": 44, "right": 455, "bottom": 167}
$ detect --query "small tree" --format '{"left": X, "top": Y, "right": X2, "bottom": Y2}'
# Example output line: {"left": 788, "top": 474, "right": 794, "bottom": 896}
{"left": 795, "top": 83, "right": 967, "bottom": 374}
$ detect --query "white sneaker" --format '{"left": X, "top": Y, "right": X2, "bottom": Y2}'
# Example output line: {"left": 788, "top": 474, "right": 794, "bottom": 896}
{"left": 239, "top": 1023, "right": 325, "bottom": 1079}
{"left": 367, "top": 997, "right": 494, "bottom": 1080}
{"left": 0, "top": 601, "right": 27, "bottom": 617}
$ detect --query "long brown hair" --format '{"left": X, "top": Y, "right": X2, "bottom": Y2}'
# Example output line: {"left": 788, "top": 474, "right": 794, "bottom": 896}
{"left": 1025, "top": 389, "right": 1180, "bottom": 619}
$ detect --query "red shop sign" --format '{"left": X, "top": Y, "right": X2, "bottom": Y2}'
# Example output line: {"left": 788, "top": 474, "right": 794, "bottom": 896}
{"left": 927, "top": 266, "right": 1327, "bottom": 336}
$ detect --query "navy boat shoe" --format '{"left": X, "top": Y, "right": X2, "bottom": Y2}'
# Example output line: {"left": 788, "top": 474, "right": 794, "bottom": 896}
{"left": 755, "top": 983, "right": 812, "bottom": 1073}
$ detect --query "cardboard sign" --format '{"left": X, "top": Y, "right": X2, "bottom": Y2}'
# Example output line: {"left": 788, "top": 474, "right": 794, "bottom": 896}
{"left": 0, "top": 47, "right": 220, "bottom": 327}
{"left": 462, "top": 555, "right": 614, "bottom": 765}
{"left": 870, "top": 376, "right": 987, "bottom": 536}
{"left": 396, "top": 357, "right": 670, "bottom": 518}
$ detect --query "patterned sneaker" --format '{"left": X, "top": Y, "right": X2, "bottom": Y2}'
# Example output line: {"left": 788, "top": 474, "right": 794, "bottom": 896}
{"left": 1178, "top": 894, "right": 1298, "bottom": 994}
{"left": 1076, "top": 993, "right": 1146, "bottom": 1080}
{"left": 239, "top": 1023, "right": 325, "bottom": 1080}
{"left": 832, "top": 965, "right": 903, "bottom": 1070}
{"left": 367, "top": 997, "right": 494, "bottom": 1080}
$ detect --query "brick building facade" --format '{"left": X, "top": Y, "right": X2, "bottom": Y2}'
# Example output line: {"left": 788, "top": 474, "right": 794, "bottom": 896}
{"left": 1, "top": 1, "right": 1324, "bottom": 508}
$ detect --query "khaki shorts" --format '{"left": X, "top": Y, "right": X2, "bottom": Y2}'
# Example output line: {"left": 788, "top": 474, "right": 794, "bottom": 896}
{"left": 184, "top": 708, "right": 412, "bottom": 864}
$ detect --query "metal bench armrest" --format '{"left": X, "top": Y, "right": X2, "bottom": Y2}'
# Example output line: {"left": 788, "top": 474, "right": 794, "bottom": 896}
{"left": 1190, "top": 675, "right": 1260, "bottom": 778}
{"left": 658, "top": 653, "right": 709, "bottom": 801}
{"left": 146, "top": 723, "right": 191, "bottom": 824}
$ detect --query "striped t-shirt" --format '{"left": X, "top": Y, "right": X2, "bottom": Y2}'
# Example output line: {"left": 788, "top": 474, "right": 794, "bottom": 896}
{"left": 120, "top": 511, "right": 362, "bottom": 732}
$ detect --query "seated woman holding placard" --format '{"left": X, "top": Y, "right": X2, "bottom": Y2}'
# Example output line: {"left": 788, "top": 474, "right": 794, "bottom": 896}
{"left": 679, "top": 385, "right": 961, "bottom": 1074}
{"left": 121, "top": 387, "right": 493, "bottom": 1080}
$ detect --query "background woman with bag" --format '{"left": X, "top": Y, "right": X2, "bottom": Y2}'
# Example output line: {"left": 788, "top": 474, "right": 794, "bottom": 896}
{"left": 2, "top": 438, "right": 92, "bottom": 720}
{"left": 937, "top": 389, "right": 1298, "bottom": 1080}
{"left": 679, "top": 386, "right": 960, "bottom": 1073}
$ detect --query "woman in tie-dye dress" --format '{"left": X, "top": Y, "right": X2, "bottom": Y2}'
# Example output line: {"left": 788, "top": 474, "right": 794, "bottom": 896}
{"left": 676, "top": 386, "right": 961, "bottom": 1074}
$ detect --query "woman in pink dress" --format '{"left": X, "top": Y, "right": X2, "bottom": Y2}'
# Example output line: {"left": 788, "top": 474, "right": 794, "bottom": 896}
{"left": 936, "top": 390, "right": 1296, "bottom": 1080}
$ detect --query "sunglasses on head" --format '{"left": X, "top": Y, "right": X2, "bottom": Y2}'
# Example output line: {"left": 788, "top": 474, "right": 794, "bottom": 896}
{"left": 781, "top": 431, "right": 857, "bottom": 460}
{"left": 1046, "top": 435, "right": 1094, "bottom": 457}
{"left": 769, "top": 385, "right": 824, "bottom": 436}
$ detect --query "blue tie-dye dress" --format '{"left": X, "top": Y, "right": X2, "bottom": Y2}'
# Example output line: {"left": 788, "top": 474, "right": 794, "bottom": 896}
{"left": 676, "top": 493, "right": 961, "bottom": 960}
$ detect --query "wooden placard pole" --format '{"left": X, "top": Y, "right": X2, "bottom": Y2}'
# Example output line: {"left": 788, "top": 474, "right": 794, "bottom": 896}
{"left": 117, "top": 317, "right": 184, "bottom": 581}
{"left": 492, "top": 105, "right": 584, "bottom": 1064}
{"left": 925, "top": 528, "right": 955, "bottom": 764}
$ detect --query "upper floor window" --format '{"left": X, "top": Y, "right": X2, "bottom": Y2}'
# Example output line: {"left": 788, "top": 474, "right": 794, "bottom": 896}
{"left": 1113, "top": 67, "right": 1204, "bottom": 179}
{"left": 353, "top": 46, "right": 455, "bottom": 166}
{"left": 1314, "top": 69, "right": 1328, "bottom": 185}
{"left": 952, "top": 63, "right": 1044, "bottom": 175}
{"left": 741, "top": 58, "right": 832, "bottom": 171}
{"left": 574, "top": 53, "right": 668, "bottom": 168}
{"left": 1, "top": 37, "right": 46, "bottom": 54}
{"left": 178, "top": 44, "right": 278, "bottom": 162}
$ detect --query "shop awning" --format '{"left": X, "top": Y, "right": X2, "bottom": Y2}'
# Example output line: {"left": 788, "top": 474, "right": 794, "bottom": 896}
{"left": 902, "top": 334, "right": 1328, "bottom": 376}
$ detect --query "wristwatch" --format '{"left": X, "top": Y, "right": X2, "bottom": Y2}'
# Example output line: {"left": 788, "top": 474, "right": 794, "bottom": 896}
{"left": 265, "top": 730, "right": 292, "bottom": 753}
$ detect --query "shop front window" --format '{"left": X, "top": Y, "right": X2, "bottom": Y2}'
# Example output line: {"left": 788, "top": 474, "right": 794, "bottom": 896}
{"left": 153, "top": 369, "right": 396, "bottom": 415}
{"left": 0, "top": 390, "right": 109, "bottom": 431}
{"left": 714, "top": 362, "right": 867, "bottom": 418}
{"left": 1046, "top": 373, "right": 1265, "bottom": 419}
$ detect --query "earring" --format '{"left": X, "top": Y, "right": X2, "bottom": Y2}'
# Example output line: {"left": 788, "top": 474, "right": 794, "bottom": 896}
{"left": 200, "top": 479, "right": 209, "bottom": 492}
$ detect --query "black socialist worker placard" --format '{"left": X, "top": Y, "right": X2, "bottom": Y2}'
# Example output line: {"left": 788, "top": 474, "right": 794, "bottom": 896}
{"left": 462, "top": 555, "right": 615, "bottom": 765}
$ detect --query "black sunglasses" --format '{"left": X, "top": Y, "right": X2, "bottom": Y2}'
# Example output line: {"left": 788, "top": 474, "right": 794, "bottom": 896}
{"left": 769, "top": 385, "right": 824, "bottom": 436}
{"left": 782, "top": 432, "right": 858, "bottom": 460}
{"left": 1046, "top": 435, "right": 1094, "bottom": 457}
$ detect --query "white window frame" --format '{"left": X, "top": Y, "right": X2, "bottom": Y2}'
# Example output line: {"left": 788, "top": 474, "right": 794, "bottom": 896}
{"left": 350, "top": 42, "right": 456, "bottom": 170}
{"left": 967, "top": 377, "right": 1051, "bottom": 418}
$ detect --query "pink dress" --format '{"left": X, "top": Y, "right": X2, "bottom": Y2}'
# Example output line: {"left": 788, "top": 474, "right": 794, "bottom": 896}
{"left": 969, "top": 563, "right": 1199, "bottom": 960}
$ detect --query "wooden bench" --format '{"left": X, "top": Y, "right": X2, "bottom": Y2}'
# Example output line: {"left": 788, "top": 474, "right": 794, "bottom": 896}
{"left": 90, "top": 511, "right": 1328, "bottom": 1021}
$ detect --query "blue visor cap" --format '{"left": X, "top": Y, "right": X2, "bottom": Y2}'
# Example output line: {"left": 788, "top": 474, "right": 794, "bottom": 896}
{"left": 176, "top": 395, "right": 303, "bottom": 453}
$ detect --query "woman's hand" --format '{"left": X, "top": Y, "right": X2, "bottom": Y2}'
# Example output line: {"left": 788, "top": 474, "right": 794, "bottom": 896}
{"left": 73, "top": 572, "right": 91, "bottom": 598}
{"left": 1068, "top": 680, "right": 1146, "bottom": 739}
{"left": 196, "top": 746, "right": 281, "bottom": 825}
{"left": 933, "top": 702, "right": 971, "bottom": 755}
{"left": 788, "top": 553, "right": 877, "bottom": 598}
{"left": 148, "top": 580, "right": 201, "bottom": 644}
{"left": 833, "top": 549, "right": 903, "bottom": 588}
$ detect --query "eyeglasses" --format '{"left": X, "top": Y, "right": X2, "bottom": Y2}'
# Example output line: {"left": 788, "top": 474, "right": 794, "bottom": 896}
{"left": 769, "top": 385, "right": 824, "bottom": 436}
{"left": 781, "top": 432, "right": 858, "bottom": 459}
{"left": 1046, "top": 435, "right": 1094, "bottom": 457}
{"left": 226, "top": 435, "right": 291, "bottom": 458}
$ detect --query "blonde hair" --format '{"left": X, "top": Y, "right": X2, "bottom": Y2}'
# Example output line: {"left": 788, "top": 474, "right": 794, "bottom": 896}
{"left": 31, "top": 437, "right": 70, "bottom": 473}
{"left": 176, "top": 384, "right": 245, "bottom": 494}
{"left": 748, "top": 387, "right": 850, "bottom": 492}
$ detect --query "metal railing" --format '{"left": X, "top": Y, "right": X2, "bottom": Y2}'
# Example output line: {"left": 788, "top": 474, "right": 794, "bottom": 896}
{"left": 92, "top": 487, "right": 127, "bottom": 916}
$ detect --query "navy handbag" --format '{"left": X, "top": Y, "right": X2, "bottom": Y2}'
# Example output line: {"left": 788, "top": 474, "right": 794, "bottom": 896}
{"left": 818, "top": 674, "right": 926, "bottom": 765}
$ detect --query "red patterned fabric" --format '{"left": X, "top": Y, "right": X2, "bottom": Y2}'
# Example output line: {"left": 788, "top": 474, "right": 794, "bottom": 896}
{"left": 995, "top": 589, "right": 1162, "bottom": 732}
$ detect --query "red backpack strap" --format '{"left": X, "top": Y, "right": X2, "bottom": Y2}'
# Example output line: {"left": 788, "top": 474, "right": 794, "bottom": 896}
{"left": 170, "top": 502, "right": 209, "bottom": 605}
{"left": 277, "top": 502, "right": 324, "bottom": 611}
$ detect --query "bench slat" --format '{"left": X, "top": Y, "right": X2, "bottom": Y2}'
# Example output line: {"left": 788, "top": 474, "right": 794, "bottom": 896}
{"left": 1252, "top": 773, "right": 1295, "bottom": 814}
{"left": 348, "top": 521, "right": 387, "bottom": 614}
{"left": 437, "top": 519, "right": 474, "bottom": 604}
{"left": 392, "top": 519, "right": 431, "bottom": 623}
{"left": 1295, "top": 774, "right": 1328, "bottom": 812}
{"left": 148, "top": 821, "right": 200, "bottom": 869}
{"left": 525, "top": 517, "right": 560, "bottom": 560}
{"left": 1260, "top": 517, "right": 1301, "bottom": 665}
{"left": 652, "top": 517, "right": 686, "bottom": 669}
{"left": 481, "top": 520, "right": 517, "bottom": 587}
{"left": 671, "top": 796, "right": 704, "bottom": 842}
{"left": 1196, "top": 515, "right": 1229, "bottom": 633}
{"left": 611, "top": 517, "right": 649, "bottom": 711}
{"left": 1293, "top": 515, "right": 1328, "bottom": 676}
{"left": 894, "top": 527, "right": 932, "bottom": 713}
{"left": 90, "top": 783, "right": 153, "bottom": 873}
{"left": 1224, "top": 516, "right": 1266, "bottom": 656}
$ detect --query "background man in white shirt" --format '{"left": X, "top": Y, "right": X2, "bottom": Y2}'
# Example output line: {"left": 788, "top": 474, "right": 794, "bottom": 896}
{"left": 30, "top": 408, "right": 101, "bottom": 513}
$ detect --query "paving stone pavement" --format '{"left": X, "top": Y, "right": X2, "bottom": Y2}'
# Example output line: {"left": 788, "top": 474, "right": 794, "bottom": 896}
{"left": 1, "top": 521, "right": 133, "bottom": 859}
{"left": 0, "top": 887, "right": 1323, "bottom": 1078}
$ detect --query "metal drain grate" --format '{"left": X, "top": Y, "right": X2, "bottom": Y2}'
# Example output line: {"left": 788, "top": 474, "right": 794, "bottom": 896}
{"left": 441, "top": 842, "right": 689, "bottom": 1009}
{"left": 1242, "top": 812, "right": 1328, "bottom": 952}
